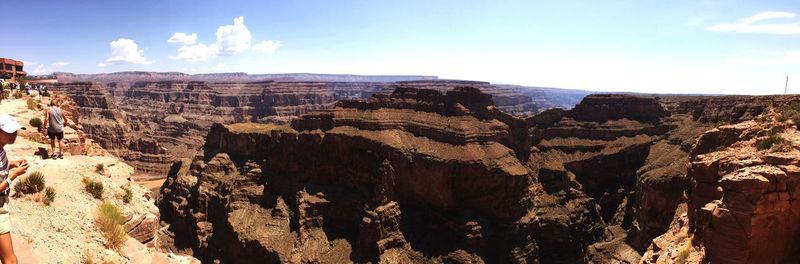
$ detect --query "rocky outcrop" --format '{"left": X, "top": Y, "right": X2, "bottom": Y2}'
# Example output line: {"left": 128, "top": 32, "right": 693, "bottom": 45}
{"left": 156, "top": 84, "right": 738, "bottom": 264}
{"left": 52, "top": 78, "right": 590, "bottom": 177}
{"left": 643, "top": 115, "right": 800, "bottom": 263}
{"left": 159, "top": 87, "right": 539, "bottom": 263}
{"left": 49, "top": 81, "right": 340, "bottom": 175}
{"left": 390, "top": 80, "right": 541, "bottom": 116}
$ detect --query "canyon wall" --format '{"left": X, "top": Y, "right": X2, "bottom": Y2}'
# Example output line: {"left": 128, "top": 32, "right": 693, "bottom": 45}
{"left": 643, "top": 107, "right": 800, "bottom": 263}
{"left": 155, "top": 85, "right": 772, "bottom": 263}
{"left": 50, "top": 79, "right": 589, "bottom": 177}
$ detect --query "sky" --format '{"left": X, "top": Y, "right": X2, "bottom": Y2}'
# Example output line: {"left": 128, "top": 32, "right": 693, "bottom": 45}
{"left": 2, "top": 0, "right": 799, "bottom": 95}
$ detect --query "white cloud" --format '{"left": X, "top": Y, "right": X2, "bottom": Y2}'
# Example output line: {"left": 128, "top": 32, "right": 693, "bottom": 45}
{"left": 740, "top": 11, "right": 795, "bottom": 23}
{"left": 727, "top": 51, "right": 800, "bottom": 65}
{"left": 215, "top": 16, "right": 252, "bottom": 55}
{"left": 97, "top": 63, "right": 107, "bottom": 67}
{"left": 169, "top": 43, "right": 219, "bottom": 62}
{"left": 252, "top": 40, "right": 283, "bottom": 54}
{"left": 167, "top": 32, "right": 198, "bottom": 45}
{"left": 169, "top": 16, "right": 282, "bottom": 62}
{"left": 31, "top": 64, "right": 48, "bottom": 75}
{"left": 29, "top": 62, "right": 71, "bottom": 75}
{"left": 709, "top": 11, "right": 800, "bottom": 35}
{"left": 105, "top": 38, "right": 151, "bottom": 64}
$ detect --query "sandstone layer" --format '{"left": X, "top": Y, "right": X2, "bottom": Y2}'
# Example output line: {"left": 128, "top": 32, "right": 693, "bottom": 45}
{"left": 643, "top": 111, "right": 800, "bottom": 263}
{"left": 51, "top": 80, "right": 589, "bottom": 177}
{"left": 156, "top": 85, "right": 747, "bottom": 263}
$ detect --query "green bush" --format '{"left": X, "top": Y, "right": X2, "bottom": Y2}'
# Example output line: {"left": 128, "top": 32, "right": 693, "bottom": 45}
{"left": 44, "top": 187, "right": 56, "bottom": 206}
{"left": 82, "top": 176, "right": 104, "bottom": 199}
{"left": 676, "top": 245, "right": 689, "bottom": 264}
{"left": 29, "top": 117, "right": 42, "bottom": 129}
{"left": 26, "top": 99, "right": 37, "bottom": 110}
{"left": 781, "top": 102, "right": 800, "bottom": 128}
{"left": 95, "top": 163, "right": 105, "bottom": 175}
{"left": 769, "top": 126, "right": 785, "bottom": 136}
{"left": 757, "top": 134, "right": 786, "bottom": 151}
{"left": 122, "top": 186, "right": 132, "bottom": 204}
{"left": 14, "top": 171, "right": 45, "bottom": 195}
{"left": 96, "top": 202, "right": 127, "bottom": 248}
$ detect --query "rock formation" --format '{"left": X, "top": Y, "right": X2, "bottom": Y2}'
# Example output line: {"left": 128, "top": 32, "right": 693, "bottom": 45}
{"left": 643, "top": 112, "right": 800, "bottom": 263}
{"left": 50, "top": 79, "right": 589, "bottom": 177}
{"left": 156, "top": 84, "right": 745, "bottom": 263}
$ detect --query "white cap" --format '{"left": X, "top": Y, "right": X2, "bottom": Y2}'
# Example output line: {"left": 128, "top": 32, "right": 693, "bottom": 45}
{"left": 0, "top": 115, "right": 24, "bottom": 134}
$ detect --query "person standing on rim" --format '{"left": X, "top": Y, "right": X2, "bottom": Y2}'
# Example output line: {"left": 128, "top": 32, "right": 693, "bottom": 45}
{"left": 44, "top": 99, "right": 68, "bottom": 159}
{"left": 0, "top": 114, "right": 30, "bottom": 264}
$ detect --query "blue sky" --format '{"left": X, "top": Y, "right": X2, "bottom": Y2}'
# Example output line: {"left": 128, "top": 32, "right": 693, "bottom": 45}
{"left": 2, "top": 0, "right": 799, "bottom": 94}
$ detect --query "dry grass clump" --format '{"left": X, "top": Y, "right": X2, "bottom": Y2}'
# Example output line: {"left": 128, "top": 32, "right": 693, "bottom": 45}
{"left": 675, "top": 244, "right": 690, "bottom": 264}
{"left": 13, "top": 171, "right": 45, "bottom": 195}
{"left": 781, "top": 102, "right": 800, "bottom": 128}
{"left": 26, "top": 99, "right": 37, "bottom": 110}
{"left": 44, "top": 187, "right": 56, "bottom": 206}
{"left": 29, "top": 117, "right": 42, "bottom": 129}
{"left": 95, "top": 202, "right": 127, "bottom": 248}
{"left": 757, "top": 126, "right": 789, "bottom": 151}
{"left": 95, "top": 163, "right": 105, "bottom": 175}
{"left": 121, "top": 186, "right": 132, "bottom": 204}
{"left": 82, "top": 176, "right": 104, "bottom": 199}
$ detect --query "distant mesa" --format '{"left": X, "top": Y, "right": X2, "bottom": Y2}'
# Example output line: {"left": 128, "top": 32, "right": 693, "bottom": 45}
{"left": 51, "top": 71, "right": 439, "bottom": 83}
{"left": 46, "top": 73, "right": 591, "bottom": 176}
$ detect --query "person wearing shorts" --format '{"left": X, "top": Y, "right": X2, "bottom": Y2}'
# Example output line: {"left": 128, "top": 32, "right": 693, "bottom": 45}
{"left": 0, "top": 114, "right": 31, "bottom": 264}
{"left": 44, "top": 100, "right": 69, "bottom": 159}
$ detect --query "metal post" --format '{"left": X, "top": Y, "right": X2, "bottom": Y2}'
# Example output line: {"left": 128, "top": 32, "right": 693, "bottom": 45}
{"left": 786, "top": 75, "right": 790, "bottom": 95}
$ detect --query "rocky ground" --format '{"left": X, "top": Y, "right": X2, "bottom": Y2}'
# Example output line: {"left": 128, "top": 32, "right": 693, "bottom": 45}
{"left": 643, "top": 110, "right": 800, "bottom": 263}
{"left": 0, "top": 96, "right": 197, "bottom": 263}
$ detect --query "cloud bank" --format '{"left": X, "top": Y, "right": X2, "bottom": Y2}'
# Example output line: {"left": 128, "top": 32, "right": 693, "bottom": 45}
{"left": 168, "top": 16, "right": 282, "bottom": 62}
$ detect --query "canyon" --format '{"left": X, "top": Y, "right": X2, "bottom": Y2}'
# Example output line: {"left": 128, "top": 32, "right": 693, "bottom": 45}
{"left": 151, "top": 81, "right": 791, "bottom": 263}
{"left": 44, "top": 73, "right": 800, "bottom": 263}
{"left": 48, "top": 73, "right": 590, "bottom": 177}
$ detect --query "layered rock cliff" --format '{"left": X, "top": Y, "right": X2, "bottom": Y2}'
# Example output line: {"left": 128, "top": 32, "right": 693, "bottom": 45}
{"left": 156, "top": 86, "right": 743, "bottom": 263}
{"left": 51, "top": 79, "right": 589, "bottom": 177}
{"left": 643, "top": 111, "right": 800, "bottom": 263}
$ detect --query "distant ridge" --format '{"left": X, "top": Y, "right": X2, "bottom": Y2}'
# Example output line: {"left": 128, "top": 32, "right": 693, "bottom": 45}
{"left": 51, "top": 71, "right": 438, "bottom": 83}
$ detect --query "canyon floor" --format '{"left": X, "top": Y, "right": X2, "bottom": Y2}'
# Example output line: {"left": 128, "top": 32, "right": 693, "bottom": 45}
{"left": 0, "top": 97, "right": 194, "bottom": 263}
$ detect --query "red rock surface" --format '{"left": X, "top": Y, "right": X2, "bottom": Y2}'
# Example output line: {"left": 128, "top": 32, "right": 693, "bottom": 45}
{"left": 643, "top": 113, "right": 800, "bottom": 263}
{"left": 155, "top": 86, "right": 739, "bottom": 263}
{"left": 51, "top": 79, "right": 589, "bottom": 177}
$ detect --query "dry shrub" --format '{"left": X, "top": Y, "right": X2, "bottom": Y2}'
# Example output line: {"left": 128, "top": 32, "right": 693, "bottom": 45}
{"left": 96, "top": 202, "right": 127, "bottom": 248}
{"left": 82, "top": 176, "right": 104, "bottom": 199}
{"left": 675, "top": 245, "right": 690, "bottom": 264}
{"left": 44, "top": 187, "right": 55, "bottom": 206}
{"left": 29, "top": 117, "right": 42, "bottom": 129}
{"left": 756, "top": 134, "right": 785, "bottom": 151}
{"left": 26, "top": 99, "right": 37, "bottom": 110}
{"left": 122, "top": 186, "right": 132, "bottom": 204}
{"left": 781, "top": 102, "right": 800, "bottom": 128}
{"left": 14, "top": 171, "right": 45, "bottom": 195}
{"left": 95, "top": 163, "right": 105, "bottom": 175}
